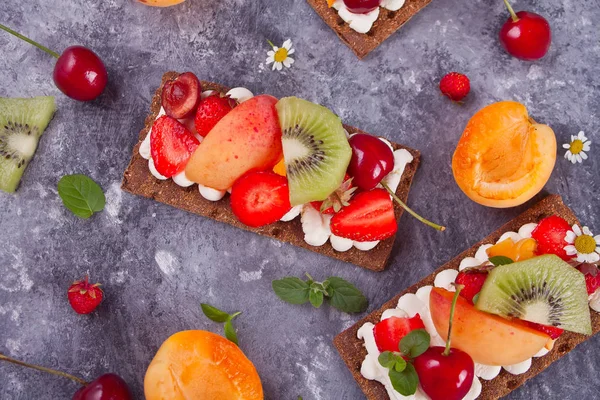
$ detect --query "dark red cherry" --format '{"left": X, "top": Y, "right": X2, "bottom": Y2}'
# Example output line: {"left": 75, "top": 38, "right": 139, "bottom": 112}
{"left": 342, "top": 0, "right": 382, "bottom": 14}
{"left": 161, "top": 72, "right": 201, "bottom": 119}
{"left": 72, "top": 373, "right": 133, "bottom": 400}
{"left": 413, "top": 346, "right": 474, "bottom": 400}
{"left": 348, "top": 134, "right": 394, "bottom": 191}
{"left": 499, "top": 0, "right": 551, "bottom": 60}
{"left": 53, "top": 46, "right": 108, "bottom": 101}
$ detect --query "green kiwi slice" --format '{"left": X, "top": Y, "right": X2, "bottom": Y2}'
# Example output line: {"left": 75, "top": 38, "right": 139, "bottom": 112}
{"left": 476, "top": 254, "right": 592, "bottom": 335}
{"left": 0, "top": 96, "right": 55, "bottom": 193}
{"left": 276, "top": 97, "right": 351, "bottom": 206}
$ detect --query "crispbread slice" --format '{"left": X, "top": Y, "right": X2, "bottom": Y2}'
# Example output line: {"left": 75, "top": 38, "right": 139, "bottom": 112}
{"left": 334, "top": 194, "right": 600, "bottom": 399}
{"left": 121, "top": 72, "right": 421, "bottom": 271}
{"left": 306, "top": 0, "right": 432, "bottom": 59}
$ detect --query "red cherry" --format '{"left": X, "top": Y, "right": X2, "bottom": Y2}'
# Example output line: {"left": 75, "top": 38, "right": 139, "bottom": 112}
{"left": 72, "top": 373, "right": 132, "bottom": 400}
{"left": 342, "top": 0, "right": 382, "bottom": 14}
{"left": 499, "top": 0, "right": 551, "bottom": 60}
{"left": 161, "top": 72, "right": 201, "bottom": 119}
{"left": 413, "top": 347, "right": 475, "bottom": 400}
{"left": 53, "top": 46, "right": 108, "bottom": 101}
{"left": 348, "top": 134, "right": 394, "bottom": 191}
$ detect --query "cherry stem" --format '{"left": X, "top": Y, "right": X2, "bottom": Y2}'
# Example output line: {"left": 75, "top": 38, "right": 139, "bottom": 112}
{"left": 381, "top": 182, "right": 446, "bottom": 232}
{"left": 443, "top": 284, "right": 464, "bottom": 357}
{"left": 0, "top": 353, "right": 88, "bottom": 386}
{"left": 0, "top": 24, "right": 60, "bottom": 59}
{"left": 503, "top": 0, "right": 519, "bottom": 22}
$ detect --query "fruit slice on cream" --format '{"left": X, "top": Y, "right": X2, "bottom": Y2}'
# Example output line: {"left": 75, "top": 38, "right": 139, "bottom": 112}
{"left": 144, "top": 330, "right": 263, "bottom": 400}
{"left": 452, "top": 101, "right": 556, "bottom": 208}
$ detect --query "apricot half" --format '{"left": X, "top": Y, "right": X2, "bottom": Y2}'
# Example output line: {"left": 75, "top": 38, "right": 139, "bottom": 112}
{"left": 136, "top": 0, "right": 185, "bottom": 7}
{"left": 429, "top": 287, "right": 550, "bottom": 366}
{"left": 452, "top": 101, "right": 556, "bottom": 208}
{"left": 144, "top": 330, "right": 263, "bottom": 400}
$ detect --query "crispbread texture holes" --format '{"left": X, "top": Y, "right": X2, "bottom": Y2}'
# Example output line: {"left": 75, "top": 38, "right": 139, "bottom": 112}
{"left": 121, "top": 72, "right": 421, "bottom": 271}
{"left": 334, "top": 194, "right": 600, "bottom": 399}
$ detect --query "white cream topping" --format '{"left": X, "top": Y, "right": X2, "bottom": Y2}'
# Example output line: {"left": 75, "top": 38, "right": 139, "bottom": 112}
{"left": 381, "top": 0, "right": 405, "bottom": 11}
{"left": 331, "top": 0, "right": 406, "bottom": 34}
{"left": 280, "top": 205, "right": 302, "bottom": 222}
{"left": 301, "top": 206, "right": 332, "bottom": 247}
{"left": 198, "top": 184, "right": 226, "bottom": 201}
{"left": 148, "top": 157, "right": 167, "bottom": 180}
{"left": 589, "top": 289, "right": 600, "bottom": 312}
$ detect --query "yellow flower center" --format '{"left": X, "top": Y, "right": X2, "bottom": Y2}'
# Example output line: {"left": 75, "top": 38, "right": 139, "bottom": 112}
{"left": 274, "top": 48, "right": 288, "bottom": 63}
{"left": 575, "top": 234, "right": 596, "bottom": 254}
{"left": 570, "top": 139, "right": 584, "bottom": 154}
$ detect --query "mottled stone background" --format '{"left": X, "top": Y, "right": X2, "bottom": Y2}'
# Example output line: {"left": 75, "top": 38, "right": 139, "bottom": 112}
{"left": 0, "top": 0, "right": 599, "bottom": 399}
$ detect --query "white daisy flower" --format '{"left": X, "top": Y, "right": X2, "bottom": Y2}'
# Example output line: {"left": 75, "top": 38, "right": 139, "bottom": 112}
{"left": 564, "top": 225, "right": 600, "bottom": 263}
{"left": 562, "top": 131, "right": 591, "bottom": 164}
{"left": 266, "top": 39, "right": 295, "bottom": 71}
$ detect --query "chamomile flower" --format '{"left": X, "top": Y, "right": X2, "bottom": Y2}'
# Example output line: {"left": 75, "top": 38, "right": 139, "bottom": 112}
{"left": 564, "top": 225, "right": 600, "bottom": 263}
{"left": 266, "top": 39, "right": 295, "bottom": 71}
{"left": 563, "top": 131, "right": 591, "bottom": 164}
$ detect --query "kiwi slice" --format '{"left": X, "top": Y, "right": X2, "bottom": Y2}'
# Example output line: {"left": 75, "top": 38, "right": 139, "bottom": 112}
{"left": 276, "top": 97, "right": 351, "bottom": 206}
{"left": 476, "top": 254, "right": 592, "bottom": 335}
{"left": 0, "top": 96, "right": 55, "bottom": 193}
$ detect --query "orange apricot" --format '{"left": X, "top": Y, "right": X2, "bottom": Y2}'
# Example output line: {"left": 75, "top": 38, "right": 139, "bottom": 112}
{"left": 136, "top": 0, "right": 185, "bottom": 6}
{"left": 487, "top": 237, "right": 537, "bottom": 261}
{"left": 452, "top": 101, "right": 556, "bottom": 208}
{"left": 272, "top": 158, "right": 287, "bottom": 177}
{"left": 144, "top": 330, "right": 263, "bottom": 400}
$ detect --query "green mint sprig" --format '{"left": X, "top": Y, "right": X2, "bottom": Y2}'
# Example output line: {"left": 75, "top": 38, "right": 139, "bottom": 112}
{"left": 272, "top": 273, "right": 368, "bottom": 314}
{"left": 488, "top": 255, "right": 514, "bottom": 266}
{"left": 57, "top": 174, "right": 105, "bottom": 219}
{"left": 201, "top": 303, "right": 242, "bottom": 345}
{"left": 377, "top": 329, "right": 431, "bottom": 396}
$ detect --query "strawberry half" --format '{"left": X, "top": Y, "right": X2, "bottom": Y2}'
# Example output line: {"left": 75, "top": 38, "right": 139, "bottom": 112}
{"left": 68, "top": 276, "right": 103, "bottom": 315}
{"left": 523, "top": 321, "right": 564, "bottom": 340}
{"left": 194, "top": 93, "right": 237, "bottom": 137}
{"left": 531, "top": 215, "right": 572, "bottom": 261}
{"left": 230, "top": 171, "right": 292, "bottom": 228}
{"left": 150, "top": 115, "right": 200, "bottom": 178}
{"left": 577, "top": 263, "right": 600, "bottom": 295}
{"left": 373, "top": 315, "right": 426, "bottom": 353}
{"left": 455, "top": 268, "right": 490, "bottom": 304}
{"left": 330, "top": 188, "right": 397, "bottom": 242}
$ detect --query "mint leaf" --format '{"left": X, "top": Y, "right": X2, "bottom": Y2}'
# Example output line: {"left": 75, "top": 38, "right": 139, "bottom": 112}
{"left": 272, "top": 277, "right": 310, "bottom": 304}
{"left": 57, "top": 174, "right": 105, "bottom": 219}
{"left": 224, "top": 319, "right": 238, "bottom": 345}
{"left": 326, "top": 276, "right": 368, "bottom": 313}
{"left": 489, "top": 255, "right": 514, "bottom": 266}
{"left": 309, "top": 289, "right": 324, "bottom": 308}
{"left": 393, "top": 357, "right": 407, "bottom": 372}
{"left": 378, "top": 351, "right": 397, "bottom": 369}
{"left": 389, "top": 362, "right": 419, "bottom": 396}
{"left": 400, "top": 329, "right": 430, "bottom": 358}
{"left": 201, "top": 303, "right": 230, "bottom": 323}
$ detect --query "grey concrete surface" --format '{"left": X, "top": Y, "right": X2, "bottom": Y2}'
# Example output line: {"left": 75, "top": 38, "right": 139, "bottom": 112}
{"left": 0, "top": 0, "right": 599, "bottom": 399}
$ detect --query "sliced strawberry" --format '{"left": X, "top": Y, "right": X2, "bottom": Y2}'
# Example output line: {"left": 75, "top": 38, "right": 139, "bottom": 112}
{"left": 531, "top": 215, "right": 572, "bottom": 261}
{"left": 577, "top": 263, "right": 600, "bottom": 295}
{"left": 523, "top": 321, "right": 564, "bottom": 340}
{"left": 161, "top": 72, "right": 201, "bottom": 119}
{"left": 373, "top": 315, "right": 426, "bottom": 353}
{"left": 230, "top": 171, "right": 291, "bottom": 228}
{"left": 330, "top": 188, "right": 397, "bottom": 242}
{"left": 455, "top": 268, "right": 489, "bottom": 304}
{"left": 194, "top": 93, "right": 237, "bottom": 137}
{"left": 150, "top": 115, "right": 200, "bottom": 178}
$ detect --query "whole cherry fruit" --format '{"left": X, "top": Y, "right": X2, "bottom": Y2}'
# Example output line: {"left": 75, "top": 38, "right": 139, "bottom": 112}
{"left": 499, "top": 0, "right": 551, "bottom": 60}
{"left": 348, "top": 134, "right": 394, "bottom": 191}
{"left": 161, "top": 72, "right": 201, "bottom": 119}
{"left": 342, "top": 0, "right": 381, "bottom": 14}
{"left": 413, "top": 347, "right": 475, "bottom": 400}
{"left": 72, "top": 373, "right": 133, "bottom": 400}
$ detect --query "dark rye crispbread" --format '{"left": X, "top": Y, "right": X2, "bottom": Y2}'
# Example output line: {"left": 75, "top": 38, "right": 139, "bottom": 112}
{"left": 334, "top": 194, "right": 600, "bottom": 399}
{"left": 306, "top": 0, "right": 432, "bottom": 59}
{"left": 121, "top": 71, "right": 421, "bottom": 271}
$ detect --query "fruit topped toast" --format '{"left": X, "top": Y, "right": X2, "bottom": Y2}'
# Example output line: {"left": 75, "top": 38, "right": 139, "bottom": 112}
{"left": 122, "top": 72, "right": 444, "bottom": 271}
{"left": 334, "top": 195, "right": 600, "bottom": 399}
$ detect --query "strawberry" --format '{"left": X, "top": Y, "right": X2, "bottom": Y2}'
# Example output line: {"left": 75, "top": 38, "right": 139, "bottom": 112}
{"left": 150, "top": 115, "right": 200, "bottom": 178}
{"left": 230, "top": 171, "right": 292, "bottom": 228}
{"left": 439, "top": 72, "right": 470, "bottom": 101}
{"left": 373, "top": 315, "right": 426, "bottom": 353}
{"left": 531, "top": 215, "right": 572, "bottom": 261}
{"left": 68, "top": 276, "right": 103, "bottom": 315}
{"left": 577, "top": 263, "right": 600, "bottom": 295}
{"left": 330, "top": 188, "right": 397, "bottom": 242}
{"left": 523, "top": 321, "right": 564, "bottom": 340}
{"left": 194, "top": 93, "right": 237, "bottom": 137}
{"left": 310, "top": 174, "right": 356, "bottom": 214}
{"left": 455, "top": 268, "right": 490, "bottom": 303}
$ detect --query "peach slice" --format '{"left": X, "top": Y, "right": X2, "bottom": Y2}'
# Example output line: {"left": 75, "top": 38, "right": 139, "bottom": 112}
{"left": 487, "top": 237, "right": 537, "bottom": 261}
{"left": 137, "top": 0, "right": 185, "bottom": 7}
{"left": 452, "top": 101, "right": 556, "bottom": 208}
{"left": 144, "top": 330, "right": 263, "bottom": 400}
{"left": 430, "top": 287, "right": 550, "bottom": 366}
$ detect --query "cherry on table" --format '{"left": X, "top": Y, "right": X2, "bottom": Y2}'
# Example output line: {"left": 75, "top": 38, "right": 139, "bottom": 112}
{"left": 342, "top": 0, "right": 382, "bottom": 14}
{"left": 72, "top": 373, "right": 133, "bottom": 400}
{"left": 499, "top": 0, "right": 551, "bottom": 60}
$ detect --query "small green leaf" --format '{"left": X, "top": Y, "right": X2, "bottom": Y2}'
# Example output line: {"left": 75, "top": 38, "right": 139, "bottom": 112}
{"left": 489, "top": 255, "right": 514, "bottom": 266}
{"left": 228, "top": 311, "right": 242, "bottom": 321}
{"left": 378, "top": 351, "right": 397, "bottom": 369}
{"left": 57, "top": 174, "right": 105, "bottom": 219}
{"left": 201, "top": 303, "right": 230, "bottom": 323}
{"left": 326, "top": 276, "right": 368, "bottom": 313}
{"left": 394, "top": 357, "right": 407, "bottom": 372}
{"left": 309, "top": 289, "right": 324, "bottom": 308}
{"left": 400, "top": 329, "right": 430, "bottom": 358}
{"left": 224, "top": 319, "right": 238, "bottom": 345}
{"left": 388, "top": 362, "right": 419, "bottom": 396}
{"left": 272, "top": 277, "right": 310, "bottom": 304}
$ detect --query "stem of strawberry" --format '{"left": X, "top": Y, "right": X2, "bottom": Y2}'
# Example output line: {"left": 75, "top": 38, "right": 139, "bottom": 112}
{"left": 503, "top": 0, "right": 519, "bottom": 22}
{"left": 0, "top": 353, "right": 88, "bottom": 386}
{"left": 0, "top": 24, "right": 60, "bottom": 59}
{"left": 443, "top": 284, "right": 464, "bottom": 357}
{"left": 381, "top": 182, "right": 446, "bottom": 231}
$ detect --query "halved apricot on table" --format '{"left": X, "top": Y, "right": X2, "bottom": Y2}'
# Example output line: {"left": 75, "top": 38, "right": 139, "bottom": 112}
{"left": 452, "top": 101, "right": 556, "bottom": 208}
{"left": 137, "top": 0, "right": 185, "bottom": 6}
{"left": 430, "top": 287, "right": 550, "bottom": 366}
{"left": 144, "top": 330, "right": 263, "bottom": 400}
